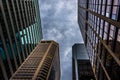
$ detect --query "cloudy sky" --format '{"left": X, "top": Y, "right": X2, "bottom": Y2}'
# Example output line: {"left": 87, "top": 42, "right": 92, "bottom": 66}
{"left": 39, "top": 0, "right": 83, "bottom": 80}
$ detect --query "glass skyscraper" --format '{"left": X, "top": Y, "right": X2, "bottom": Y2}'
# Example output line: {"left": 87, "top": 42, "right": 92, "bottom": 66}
{"left": 10, "top": 40, "right": 61, "bottom": 80}
{"left": 0, "top": 0, "right": 42, "bottom": 79}
{"left": 72, "top": 44, "right": 95, "bottom": 80}
{"left": 78, "top": 0, "right": 120, "bottom": 80}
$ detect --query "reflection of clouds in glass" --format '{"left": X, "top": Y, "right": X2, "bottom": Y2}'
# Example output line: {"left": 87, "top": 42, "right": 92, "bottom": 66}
{"left": 117, "top": 30, "right": 120, "bottom": 41}
{"left": 20, "top": 24, "right": 38, "bottom": 44}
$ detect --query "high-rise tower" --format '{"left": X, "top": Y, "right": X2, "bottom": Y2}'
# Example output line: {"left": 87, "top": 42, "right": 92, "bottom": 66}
{"left": 78, "top": 0, "right": 120, "bottom": 80}
{"left": 72, "top": 44, "right": 95, "bottom": 80}
{"left": 10, "top": 40, "right": 61, "bottom": 80}
{"left": 0, "top": 0, "right": 42, "bottom": 79}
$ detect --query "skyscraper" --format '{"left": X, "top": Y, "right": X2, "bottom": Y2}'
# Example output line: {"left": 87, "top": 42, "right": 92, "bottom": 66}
{"left": 78, "top": 0, "right": 120, "bottom": 80}
{"left": 10, "top": 40, "right": 61, "bottom": 80}
{"left": 72, "top": 44, "right": 95, "bottom": 80}
{"left": 0, "top": 0, "right": 42, "bottom": 79}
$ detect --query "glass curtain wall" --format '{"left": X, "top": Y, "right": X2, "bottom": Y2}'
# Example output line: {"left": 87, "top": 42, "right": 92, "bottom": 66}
{"left": 0, "top": 0, "right": 42, "bottom": 79}
{"left": 78, "top": 0, "right": 120, "bottom": 80}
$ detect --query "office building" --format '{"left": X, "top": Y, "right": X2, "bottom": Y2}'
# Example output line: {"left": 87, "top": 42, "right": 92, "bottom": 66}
{"left": 72, "top": 44, "right": 95, "bottom": 80}
{"left": 0, "top": 0, "right": 42, "bottom": 79}
{"left": 10, "top": 40, "right": 61, "bottom": 80}
{"left": 78, "top": 0, "right": 120, "bottom": 80}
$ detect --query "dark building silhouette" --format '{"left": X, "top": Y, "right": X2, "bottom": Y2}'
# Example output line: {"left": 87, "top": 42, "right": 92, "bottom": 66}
{"left": 0, "top": 0, "right": 42, "bottom": 79}
{"left": 10, "top": 40, "right": 61, "bottom": 80}
{"left": 78, "top": 0, "right": 120, "bottom": 80}
{"left": 72, "top": 44, "right": 95, "bottom": 80}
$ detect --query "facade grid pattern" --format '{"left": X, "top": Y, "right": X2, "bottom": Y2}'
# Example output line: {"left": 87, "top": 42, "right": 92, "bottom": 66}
{"left": 10, "top": 41, "right": 60, "bottom": 80}
{"left": 78, "top": 0, "right": 120, "bottom": 80}
{"left": 0, "top": 0, "right": 43, "bottom": 79}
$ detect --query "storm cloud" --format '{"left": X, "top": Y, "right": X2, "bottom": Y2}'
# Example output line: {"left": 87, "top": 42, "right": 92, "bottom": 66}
{"left": 39, "top": 0, "right": 83, "bottom": 80}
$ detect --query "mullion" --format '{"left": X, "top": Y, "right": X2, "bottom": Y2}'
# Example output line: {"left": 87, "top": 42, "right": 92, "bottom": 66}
{"left": 106, "top": 0, "right": 114, "bottom": 44}
{"left": 98, "top": 0, "right": 103, "bottom": 60}
{"left": 25, "top": 0, "right": 33, "bottom": 53}
{"left": 19, "top": 0, "right": 29, "bottom": 56}
{"left": 98, "top": 0, "right": 103, "bottom": 35}
{"left": 92, "top": 30, "right": 94, "bottom": 64}
{"left": 118, "top": 0, "right": 120, "bottom": 21}
{"left": 0, "top": 24, "right": 13, "bottom": 79}
{"left": 0, "top": 24, "right": 13, "bottom": 77}
{"left": 0, "top": 0, "right": 17, "bottom": 75}
{"left": 96, "top": 0, "right": 100, "bottom": 34}
{"left": 110, "top": 0, "right": 120, "bottom": 79}
{"left": 6, "top": 0, "right": 22, "bottom": 65}
{"left": 95, "top": 0, "right": 98, "bottom": 32}
{"left": 93, "top": 28, "right": 96, "bottom": 67}
{"left": 85, "top": 0, "right": 89, "bottom": 45}
{"left": 113, "top": 5, "right": 120, "bottom": 50}
{"left": 95, "top": 0, "right": 98, "bottom": 13}
{"left": 32, "top": 1, "right": 36, "bottom": 48}
{"left": 91, "top": 26, "right": 95, "bottom": 63}
{"left": 11, "top": 0, "right": 25, "bottom": 61}
{"left": 22, "top": 0, "right": 31, "bottom": 55}
{"left": 95, "top": 4, "right": 101, "bottom": 77}
{"left": 88, "top": 24, "right": 111, "bottom": 80}
{"left": 106, "top": 0, "right": 114, "bottom": 77}
{"left": 93, "top": 0, "right": 96, "bottom": 30}
{"left": 80, "top": 4, "right": 120, "bottom": 29}
{"left": 95, "top": 36, "right": 98, "bottom": 74}
{"left": 0, "top": 54, "right": 8, "bottom": 80}
{"left": 112, "top": 0, "right": 120, "bottom": 52}
{"left": 38, "top": 0, "right": 43, "bottom": 42}
{"left": 93, "top": 30, "right": 95, "bottom": 49}
{"left": 34, "top": 0, "right": 38, "bottom": 44}
{"left": 29, "top": 1, "right": 34, "bottom": 50}
{"left": 102, "top": 0, "right": 108, "bottom": 40}
{"left": 17, "top": 0, "right": 28, "bottom": 58}
{"left": 31, "top": 0, "right": 38, "bottom": 47}
{"left": 27, "top": 1, "right": 35, "bottom": 49}
{"left": 32, "top": 1, "right": 38, "bottom": 46}
{"left": 31, "top": 1, "right": 36, "bottom": 48}
{"left": 91, "top": 0, "right": 93, "bottom": 11}
{"left": 36, "top": 0, "right": 42, "bottom": 43}
{"left": 87, "top": 19, "right": 120, "bottom": 66}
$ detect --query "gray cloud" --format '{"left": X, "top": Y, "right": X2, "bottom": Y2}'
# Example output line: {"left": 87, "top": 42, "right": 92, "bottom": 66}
{"left": 39, "top": 0, "right": 83, "bottom": 80}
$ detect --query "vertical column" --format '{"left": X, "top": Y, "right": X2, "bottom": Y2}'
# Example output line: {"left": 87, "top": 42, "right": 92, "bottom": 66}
{"left": 0, "top": 23, "right": 13, "bottom": 79}
{"left": 17, "top": 0, "right": 28, "bottom": 58}
{"left": 85, "top": 0, "right": 89, "bottom": 45}
{"left": 6, "top": 0, "right": 22, "bottom": 65}
{"left": 25, "top": 0, "right": 33, "bottom": 53}
{"left": 11, "top": 0, "right": 25, "bottom": 61}
{"left": 0, "top": 54, "right": 7, "bottom": 80}
{"left": 22, "top": 0, "right": 31, "bottom": 55}
{"left": 32, "top": 0, "right": 38, "bottom": 46}
{"left": 33, "top": 0, "right": 38, "bottom": 45}
{"left": 0, "top": 0, "right": 15, "bottom": 75}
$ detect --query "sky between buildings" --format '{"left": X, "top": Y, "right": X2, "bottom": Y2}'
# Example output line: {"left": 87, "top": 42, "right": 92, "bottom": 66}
{"left": 39, "top": 0, "right": 83, "bottom": 80}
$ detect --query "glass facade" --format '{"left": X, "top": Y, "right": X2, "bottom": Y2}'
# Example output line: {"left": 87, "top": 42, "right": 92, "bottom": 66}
{"left": 0, "top": 0, "right": 42, "bottom": 79}
{"left": 77, "top": 60, "right": 95, "bottom": 80}
{"left": 78, "top": 0, "right": 120, "bottom": 80}
{"left": 72, "top": 44, "right": 95, "bottom": 80}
